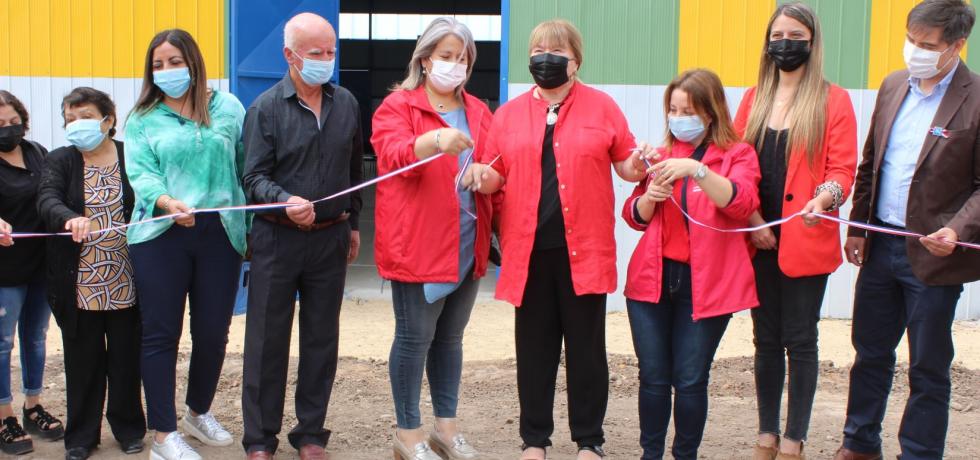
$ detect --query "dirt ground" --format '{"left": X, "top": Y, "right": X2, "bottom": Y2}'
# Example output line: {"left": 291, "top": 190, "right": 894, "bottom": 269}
{"left": 12, "top": 300, "right": 980, "bottom": 459}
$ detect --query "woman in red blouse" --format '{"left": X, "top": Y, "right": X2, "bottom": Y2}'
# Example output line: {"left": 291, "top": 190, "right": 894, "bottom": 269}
{"left": 469, "top": 19, "right": 647, "bottom": 460}
{"left": 621, "top": 69, "right": 760, "bottom": 459}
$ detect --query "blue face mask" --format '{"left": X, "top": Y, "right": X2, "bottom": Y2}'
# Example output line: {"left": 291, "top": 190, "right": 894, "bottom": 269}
{"left": 65, "top": 117, "right": 108, "bottom": 152}
{"left": 668, "top": 115, "right": 706, "bottom": 143}
{"left": 292, "top": 50, "right": 335, "bottom": 86}
{"left": 153, "top": 67, "right": 192, "bottom": 98}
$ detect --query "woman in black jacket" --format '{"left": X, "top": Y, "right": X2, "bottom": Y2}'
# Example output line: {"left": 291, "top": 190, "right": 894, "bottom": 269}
{"left": 37, "top": 87, "right": 146, "bottom": 460}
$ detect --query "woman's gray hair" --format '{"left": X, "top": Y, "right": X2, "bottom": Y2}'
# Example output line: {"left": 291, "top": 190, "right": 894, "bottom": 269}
{"left": 395, "top": 17, "right": 477, "bottom": 95}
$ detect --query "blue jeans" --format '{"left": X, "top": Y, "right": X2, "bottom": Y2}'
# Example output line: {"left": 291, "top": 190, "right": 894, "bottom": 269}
{"left": 627, "top": 260, "right": 730, "bottom": 460}
{"left": 0, "top": 275, "right": 51, "bottom": 404}
{"left": 843, "top": 233, "right": 962, "bottom": 460}
{"left": 389, "top": 274, "right": 479, "bottom": 429}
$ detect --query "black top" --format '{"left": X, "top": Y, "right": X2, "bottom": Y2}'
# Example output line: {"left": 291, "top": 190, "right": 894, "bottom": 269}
{"left": 533, "top": 105, "right": 567, "bottom": 250}
{"left": 0, "top": 140, "right": 47, "bottom": 286}
{"left": 36, "top": 140, "right": 135, "bottom": 338}
{"left": 242, "top": 75, "right": 364, "bottom": 230}
{"left": 758, "top": 128, "right": 789, "bottom": 239}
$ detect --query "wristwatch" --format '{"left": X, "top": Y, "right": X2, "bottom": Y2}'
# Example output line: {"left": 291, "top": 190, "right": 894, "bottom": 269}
{"left": 693, "top": 162, "right": 708, "bottom": 181}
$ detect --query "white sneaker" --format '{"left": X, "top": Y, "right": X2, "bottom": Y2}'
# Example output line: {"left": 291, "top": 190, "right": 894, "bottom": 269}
{"left": 180, "top": 410, "right": 234, "bottom": 447}
{"left": 150, "top": 432, "right": 203, "bottom": 460}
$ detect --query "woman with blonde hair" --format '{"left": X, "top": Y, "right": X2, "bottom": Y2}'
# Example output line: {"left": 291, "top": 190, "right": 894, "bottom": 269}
{"left": 372, "top": 17, "right": 493, "bottom": 460}
{"left": 622, "top": 68, "right": 760, "bottom": 460}
{"left": 472, "top": 18, "right": 648, "bottom": 460}
{"left": 733, "top": 3, "right": 857, "bottom": 459}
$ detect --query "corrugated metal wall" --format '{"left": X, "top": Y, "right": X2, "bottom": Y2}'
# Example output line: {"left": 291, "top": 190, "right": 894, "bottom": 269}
{"left": 0, "top": 0, "right": 228, "bottom": 151}
{"left": 506, "top": 0, "right": 980, "bottom": 319}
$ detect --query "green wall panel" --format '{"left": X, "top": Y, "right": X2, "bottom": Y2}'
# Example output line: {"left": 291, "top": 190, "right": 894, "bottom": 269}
{"left": 507, "top": 0, "right": 679, "bottom": 85}
{"left": 968, "top": 20, "right": 980, "bottom": 70}
{"left": 780, "top": 0, "right": 872, "bottom": 89}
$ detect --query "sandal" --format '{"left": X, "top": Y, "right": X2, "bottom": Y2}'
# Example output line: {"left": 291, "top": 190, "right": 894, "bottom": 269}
{"left": 520, "top": 444, "right": 547, "bottom": 460}
{"left": 0, "top": 416, "right": 33, "bottom": 455}
{"left": 22, "top": 404, "right": 64, "bottom": 441}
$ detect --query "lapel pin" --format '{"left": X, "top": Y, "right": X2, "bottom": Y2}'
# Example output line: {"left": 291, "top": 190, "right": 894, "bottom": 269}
{"left": 929, "top": 126, "right": 950, "bottom": 138}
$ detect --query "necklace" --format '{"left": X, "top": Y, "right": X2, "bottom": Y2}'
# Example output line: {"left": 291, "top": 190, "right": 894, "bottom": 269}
{"left": 546, "top": 103, "right": 561, "bottom": 125}
{"left": 425, "top": 87, "right": 453, "bottom": 112}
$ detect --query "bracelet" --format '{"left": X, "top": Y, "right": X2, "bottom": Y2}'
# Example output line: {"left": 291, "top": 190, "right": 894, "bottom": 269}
{"left": 434, "top": 129, "right": 442, "bottom": 152}
{"left": 814, "top": 180, "right": 844, "bottom": 211}
{"left": 160, "top": 196, "right": 173, "bottom": 212}
{"left": 693, "top": 162, "right": 708, "bottom": 181}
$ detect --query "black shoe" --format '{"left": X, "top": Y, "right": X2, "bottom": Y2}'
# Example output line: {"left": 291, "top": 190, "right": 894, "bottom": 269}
{"left": 22, "top": 404, "right": 64, "bottom": 441}
{"left": 0, "top": 417, "right": 33, "bottom": 455}
{"left": 65, "top": 446, "right": 91, "bottom": 460}
{"left": 119, "top": 437, "right": 144, "bottom": 454}
{"left": 579, "top": 445, "right": 606, "bottom": 457}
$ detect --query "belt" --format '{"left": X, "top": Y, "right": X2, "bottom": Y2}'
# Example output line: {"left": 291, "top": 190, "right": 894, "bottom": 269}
{"left": 260, "top": 212, "right": 348, "bottom": 232}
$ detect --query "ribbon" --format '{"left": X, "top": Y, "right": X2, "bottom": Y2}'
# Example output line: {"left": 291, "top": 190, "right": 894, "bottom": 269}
{"left": 8, "top": 152, "right": 447, "bottom": 239}
{"left": 666, "top": 196, "right": 980, "bottom": 251}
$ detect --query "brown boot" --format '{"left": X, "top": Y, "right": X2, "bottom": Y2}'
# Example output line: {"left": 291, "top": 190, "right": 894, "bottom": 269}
{"left": 753, "top": 444, "right": 779, "bottom": 460}
{"left": 776, "top": 442, "right": 806, "bottom": 460}
{"left": 833, "top": 446, "right": 883, "bottom": 460}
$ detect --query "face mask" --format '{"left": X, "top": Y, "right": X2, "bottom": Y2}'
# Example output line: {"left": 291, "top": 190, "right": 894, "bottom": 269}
{"left": 427, "top": 59, "right": 468, "bottom": 93}
{"left": 529, "top": 53, "right": 571, "bottom": 90}
{"left": 292, "top": 50, "right": 335, "bottom": 86}
{"left": 66, "top": 117, "right": 108, "bottom": 152}
{"left": 767, "top": 39, "right": 811, "bottom": 72}
{"left": 0, "top": 124, "right": 25, "bottom": 153}
{"left": 668, "top": 115, "right": 706, "bottom": 143}
{"left": 903, "top": 40, "right": 952, "bottom": 79}
{"left": 153, "top": 67, "right": 192, "bottom": 98}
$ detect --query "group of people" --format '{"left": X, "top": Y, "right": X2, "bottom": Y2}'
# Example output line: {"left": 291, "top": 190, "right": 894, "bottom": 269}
{"left": 0, "top": 1, "right": 978, "bottom": 460}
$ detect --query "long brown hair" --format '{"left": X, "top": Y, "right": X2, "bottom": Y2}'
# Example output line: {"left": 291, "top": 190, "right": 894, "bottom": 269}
{"left": 132, "top": 29, "right": 211, "bottom": 126}
{"left": 743, "top": 2, "right": 828, "bottom": 165}
{"left": 663, "top": 69, "right": 739, "bottom": 153}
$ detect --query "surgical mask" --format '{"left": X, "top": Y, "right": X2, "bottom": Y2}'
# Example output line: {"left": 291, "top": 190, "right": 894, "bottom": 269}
{"left": 66, "top": 117, "right": 108, "bottom": 152}
{"left": 293, "top": 50, "right": 335, "bottom": 86}
{"left": 668, "top": 115, "right": 706, "bottom": 143}
{"left": 0, "top": 124, "right": 25, "bottom": 153}
{"left": 427, "top": 59, "right": 467, "bottom": 93}
{"left": 767, "top": 39, "right": 811, "bottom": 72}
{"left": 153, "top": 67, "right": 192, "bottom": 98}
{"left": 529, "top": 53, "right": 570, "bottom": 89}
{"left": 903, "top": 40, "right": 952, "bottom": 79}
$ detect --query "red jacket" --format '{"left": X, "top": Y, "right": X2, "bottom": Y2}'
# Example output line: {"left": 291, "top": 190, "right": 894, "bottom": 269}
{"left": 734, "top": 84, "right": 858, "bottom": 277}
{"left": 480, "top": 82, "right": 636, "bottom": 306}
{"left": 623, "top": 141, "right": 761, "bottom": 320}
{"left": 371, "top": 87, "right": 493, "bottom": 282}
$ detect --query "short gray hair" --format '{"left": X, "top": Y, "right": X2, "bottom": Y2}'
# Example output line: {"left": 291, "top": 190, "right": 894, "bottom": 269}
{"left": 908, "top": 0, "right": 975, "bottom": 43}
{"left": 395, "top": 17, "right": 477, "bottom": 96}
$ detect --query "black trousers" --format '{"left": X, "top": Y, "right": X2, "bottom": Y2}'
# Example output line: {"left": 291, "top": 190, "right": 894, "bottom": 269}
{"left": 751, "top": 250, "right": 828, "bottom": 442}
{"left": 516, "top": 247, "right": 608, "bottom": 448}
{"left": 62, "top": 308, "right": 146, "bottom": 449}
{"left": 242, "top": 219, "right": 349, "bottom": 454}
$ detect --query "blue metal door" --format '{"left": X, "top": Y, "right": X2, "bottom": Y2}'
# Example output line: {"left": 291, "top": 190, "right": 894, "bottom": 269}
{"left": 230, "top": 0, "right": 340, "bottom": 108}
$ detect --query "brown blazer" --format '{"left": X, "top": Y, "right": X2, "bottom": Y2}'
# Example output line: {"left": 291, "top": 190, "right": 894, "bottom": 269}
{"left": 849, "top": 62, "right": 980, "bottom": 285}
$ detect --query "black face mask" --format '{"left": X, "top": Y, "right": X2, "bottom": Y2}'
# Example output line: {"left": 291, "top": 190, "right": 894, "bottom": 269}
{"left": 767, "top": 39, "right": 811, "bottom": 72}
{"left": 529, "top": 53, "right": 571, "bottom": 89}
{"left": 0, "top": 124, "right": 25, "bottom": 153}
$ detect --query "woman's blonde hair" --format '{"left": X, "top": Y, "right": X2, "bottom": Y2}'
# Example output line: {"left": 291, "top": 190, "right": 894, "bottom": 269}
{"left": 743, "top": 2, "right": 828, "bottom": 165}
{"left": 528, "top": 19, "right": 584, "bottom": 70}
{"left": 394, "top": 17, "right": 477, "bottom": 97}
{"left": 663, "top": 69, "right": 739, "bottom": 152}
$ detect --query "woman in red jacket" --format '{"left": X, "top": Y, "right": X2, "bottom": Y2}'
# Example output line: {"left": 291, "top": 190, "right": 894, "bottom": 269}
{"left": 733, "top": 3, "right": 857, "bottom": 459}
{"left": 371, "top": 17, "right": 493, "bottom": 460}
{"left": 622, "top": 68, "right": 760, "bottom": 460}
{"left": 470, "top": 19, "right": 647, "bottom": 460}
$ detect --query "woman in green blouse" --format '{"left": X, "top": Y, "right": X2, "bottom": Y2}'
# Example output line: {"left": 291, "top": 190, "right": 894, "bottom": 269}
{"left": 124, "top": 29, "right": 244, "bottom": 460}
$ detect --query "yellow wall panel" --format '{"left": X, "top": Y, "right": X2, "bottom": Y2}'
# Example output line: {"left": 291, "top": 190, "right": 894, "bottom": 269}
{"left": 678, "top": 0, "right": 776, "bottom": 87}
{"left": 1, "top": 0, "right": 225, "bottom": 78}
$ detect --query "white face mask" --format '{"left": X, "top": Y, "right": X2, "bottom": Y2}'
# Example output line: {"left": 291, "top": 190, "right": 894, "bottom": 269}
{"left": 903, "top": 39, "right": 953, "bottom": 79}
{"left": 427, "top": 58, "right": 467, "bottom": 93}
